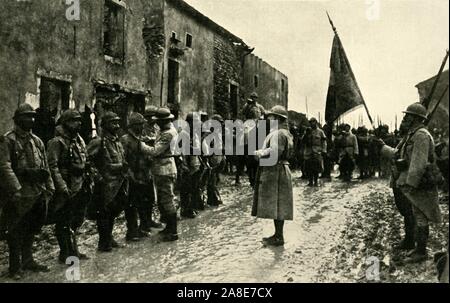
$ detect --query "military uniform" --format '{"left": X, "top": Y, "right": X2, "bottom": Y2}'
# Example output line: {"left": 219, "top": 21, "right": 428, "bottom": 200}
{"left": 178, "top": 124, "right": 202, "bottom": 218}
{"left": 253, "top": 106, "right": 294, "bottom": 247}
{"left": 120, "top": 113, "right": 155, "bottom": 239}
{"left": 303, "top": 126, "right": 327, "bottom": 186}
{"left": 381, "top": 103, "right": 442, "bottom": 262}
{"left": 140, "top": 108, "right": 178, "bottom": 241}
{"left": 339, "top": 130, "right": 359, "bottom": 181}
{"left": 47, "top": 118, "right": 90, "bottom": 262}
{"left": 87, "top": 112, "right": 129, "bottom": 251}
{"left": 0, "top": 104, "right": 55, "bottom": 278}
{"left": 205, "top": 115, "right": 225, "bottom": 207}
{"left": 356, "top": 128, "right": 371, "bottom": 179}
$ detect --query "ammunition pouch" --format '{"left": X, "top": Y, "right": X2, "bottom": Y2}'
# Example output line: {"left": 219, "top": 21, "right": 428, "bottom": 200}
{"left": 395, "top": 159, "right": 409, "bottom": 172}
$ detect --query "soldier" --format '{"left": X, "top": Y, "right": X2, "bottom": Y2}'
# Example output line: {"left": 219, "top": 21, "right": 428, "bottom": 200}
{"left": 47, "top": 109, "right": 91, "bottom": 264}
{"left": 302, "top": 118, "right": 327, "bottom": 187}
{"left": 253, "top": 105, "right": 294, "bottom": 247}
{"left": 241, "top": 92, "right": 266, "bottom": 120}
{"left": 178, "top": 113, "right": 202, "bottom": 219}
{"left": 205, "top": 114, "right": 225, "bottom": 206}
{"left": 140, "top": 108, "right": 179, "bottom": 242}
{"left": 0, "top": 104, "right": 55, "bottom": 280}
{"left": 120, "top": 113, "right": 154, "bottom": 240}
{"left": 87, "top": 111, "right": 129, "bottom": 252}
{"left": 142, "top": 106, "right": 164, "bottom": 229}
{"left": 321, "top": 123, "right": 334, "bottom": 179}
{"left": 356, "top": 126, "right": 371, "bottom": 179}
{"left": 379, "top": 103, "right": 442, "bottom": 263}
{"left": 338, "top": 124, "right": 359, "bottom": 181}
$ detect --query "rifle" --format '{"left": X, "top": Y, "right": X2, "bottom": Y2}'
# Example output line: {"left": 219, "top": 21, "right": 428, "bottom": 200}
{"left": 422, "top": 50, "right": 449, "bottom": 109}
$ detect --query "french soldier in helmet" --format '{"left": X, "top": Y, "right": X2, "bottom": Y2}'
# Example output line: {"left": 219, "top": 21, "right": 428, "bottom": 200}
{"left": 379, "top": 102, "right": 442, "bottom": 263}
{"left": 47, "top": 109, "right": 90, "bottom": 264}
{"left": 0, "top": 103, "right": 55, "bottom": 280}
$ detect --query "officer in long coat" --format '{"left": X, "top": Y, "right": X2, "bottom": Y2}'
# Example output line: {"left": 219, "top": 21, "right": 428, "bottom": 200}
{"left": 380, "top": 103, "right": 442, "bottom": 263}
{"left": 140, "top": 108, "right": 179, "bottom": 242}
{"left": 252, "top": 105, "right": 294, "bottom": 247}
{"left": 87, "top": 112, "right": 129, "bottom": 252}
{"left": 0, "top": 103, "right": 55, "bottom": 279}
{"left": 47, "top": 109, "right": 90, "bottom": 264}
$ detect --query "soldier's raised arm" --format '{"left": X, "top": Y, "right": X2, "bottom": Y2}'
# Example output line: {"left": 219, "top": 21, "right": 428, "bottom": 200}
{"left": 140, "top": 131, "right": 175, "bottom": 158}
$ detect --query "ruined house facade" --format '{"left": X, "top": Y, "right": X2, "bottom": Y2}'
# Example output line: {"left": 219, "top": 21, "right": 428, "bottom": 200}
{"left": 0, "top": 0, "right": 288, "bottom": 135}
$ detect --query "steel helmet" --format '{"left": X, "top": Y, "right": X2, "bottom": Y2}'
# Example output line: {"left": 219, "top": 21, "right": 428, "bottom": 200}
{"left": 14, "top": 103, "right": 36, "bottom": 119}
{"left": 403, "top": 102, "right": 428, "bottom": 119}
{"left": 128, "top": 112, "right": 147, "bottom": 127}
{"left": 267, "top": 105, "right": 288, "bottom": 120}
{"left": 101, "top": 111, "right": 121, "bottom": 126}
{"left": 60, "top": 109, "right": 82, "bottom": 124}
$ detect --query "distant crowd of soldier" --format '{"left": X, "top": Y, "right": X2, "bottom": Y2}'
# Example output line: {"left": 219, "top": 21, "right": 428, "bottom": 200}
{"left": 0, "top": 94, "right": 448, "bottom": 281}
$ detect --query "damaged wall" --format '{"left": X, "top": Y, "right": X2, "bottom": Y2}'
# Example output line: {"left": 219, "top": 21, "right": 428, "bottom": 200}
{"left": 161, "top": 0, "right": 215, "bottom": 118}
{"left": 0, "top": 0, "right": 158, "bottom": 134}
{"left": 243, "top": 53, "right": 289, "bottom": 111}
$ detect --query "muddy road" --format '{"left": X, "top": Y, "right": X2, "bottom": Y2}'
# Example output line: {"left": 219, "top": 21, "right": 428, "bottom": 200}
{"left": 0, "top": 172, "right": 447, "bottom": 283}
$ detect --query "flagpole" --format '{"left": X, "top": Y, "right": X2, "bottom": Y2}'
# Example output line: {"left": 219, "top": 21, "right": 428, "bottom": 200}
{"left": 327, "top": 11, "right": 375, "bottom": 129}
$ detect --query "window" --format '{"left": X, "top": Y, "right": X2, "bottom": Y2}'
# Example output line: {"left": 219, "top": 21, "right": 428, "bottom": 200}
{"left": 186, "top": 33, "right": 193, "bottom": 48}
{"left": 103, "top": 0, "right": 125, "bottom": 60}
{"left": 171, "top": 32, "right": 177, "bottom": 40}
{"left": 254, "top": 75, "right": 259, "bottom": 88}
{"left": 281, "top": 79, "right": 285, "bottom": 92}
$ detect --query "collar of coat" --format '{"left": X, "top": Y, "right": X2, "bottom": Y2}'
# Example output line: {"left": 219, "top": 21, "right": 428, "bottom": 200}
{"left": 103, "top": 131, "right": 119, "bottom": 142}
{"left": 13, "top": 125, "right": 33, "bottom": 139}
{"left": 56, "top": 125, "right": 81, "bottom": 142}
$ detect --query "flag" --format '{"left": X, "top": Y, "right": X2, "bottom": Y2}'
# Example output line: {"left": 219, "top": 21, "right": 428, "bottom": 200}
{"left": 325, "top": 34, "right": 365, "bottom": 124}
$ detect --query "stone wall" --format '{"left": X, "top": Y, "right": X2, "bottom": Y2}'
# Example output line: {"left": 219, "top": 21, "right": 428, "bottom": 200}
{"left": 0, "top": 0, "right": 157, "bottom": 134}
{"left": 242, "top": 53, "right": 289, "bottom": 112}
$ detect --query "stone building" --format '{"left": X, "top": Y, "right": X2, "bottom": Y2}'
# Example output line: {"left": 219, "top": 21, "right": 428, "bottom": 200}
{"left": 242, "top": 53, "right": 289, "bottom": 111}
{"left": 0, "top": 0, "right": 288, "bottom": 136}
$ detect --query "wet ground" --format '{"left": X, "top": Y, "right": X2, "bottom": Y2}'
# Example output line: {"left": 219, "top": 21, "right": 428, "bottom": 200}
{"left": 0, "top": 171, "right": 448, "bottom": 283}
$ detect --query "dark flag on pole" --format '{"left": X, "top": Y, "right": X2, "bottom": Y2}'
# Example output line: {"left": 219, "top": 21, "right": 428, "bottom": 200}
{"left": 325, "top": 13, "right": 374, "bottom": 126}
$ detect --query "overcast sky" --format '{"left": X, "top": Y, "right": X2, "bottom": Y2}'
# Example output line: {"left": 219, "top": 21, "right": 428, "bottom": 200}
{"left": 185, "top": 0, "right": 449, "bottom": 128}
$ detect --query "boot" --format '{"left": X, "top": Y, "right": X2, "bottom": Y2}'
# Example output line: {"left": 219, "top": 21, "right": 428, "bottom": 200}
{"left": 69, "top": 230, "right": 89, "bottom": 260}
{"left": 395, "top": 216, "right": 416, "bottom": 250}
{"left": 159, "top": 214, "right": 178, "bottom": 242}
{"left": 21, "top": 234, "right": 49, "bottom": 272}
{"left": 405, "top": 226, "right": 429, "bottom": 264}
{"left": 7, "top": 235, "right": 22, "bottom": 279}
{"left": 56, "top": 226, "right": 70, "bottom": 264}
{"left": 125, "top": 207, "right": 140, "bottom": 242}
{"left": 97, "top": 218, "right": 112, "bottom": 252}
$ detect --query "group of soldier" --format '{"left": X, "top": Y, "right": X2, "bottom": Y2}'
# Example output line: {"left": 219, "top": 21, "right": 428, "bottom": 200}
{"left": 0, "top": 94, "right": 448, "bottom": 281}
{"left": 0, "top": 102, "right": 230, "bottom": 280}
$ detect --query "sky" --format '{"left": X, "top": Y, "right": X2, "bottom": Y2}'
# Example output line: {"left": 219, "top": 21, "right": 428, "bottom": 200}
{"left": 185, "top": 0, "right": 449, "bottom": 128}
